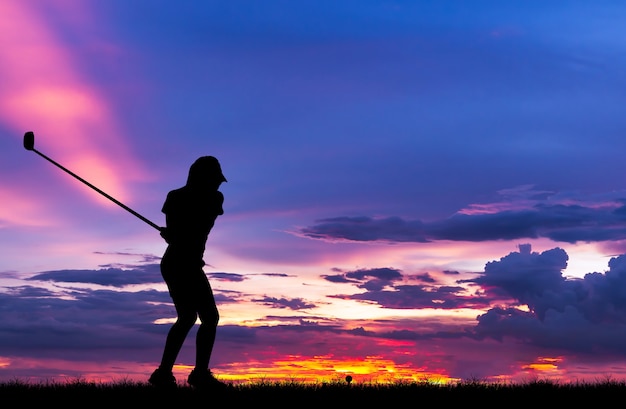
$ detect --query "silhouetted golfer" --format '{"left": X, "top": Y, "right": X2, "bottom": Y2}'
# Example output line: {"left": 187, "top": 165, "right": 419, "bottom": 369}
{"left": 149, "top": 156, "right": 227, "bottom": 389}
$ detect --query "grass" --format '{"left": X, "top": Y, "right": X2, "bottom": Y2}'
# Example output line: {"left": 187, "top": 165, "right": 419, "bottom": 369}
{"left": 1, "top": 377, "right": 624, "bottom": 407}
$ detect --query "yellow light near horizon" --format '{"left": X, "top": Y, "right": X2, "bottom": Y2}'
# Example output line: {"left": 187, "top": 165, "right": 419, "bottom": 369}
{"left": 215, "top": 354, "right": 459, "bottom": 385}
{"left": 524, "top": 363, "right": 558, "bottom": 371}
{"left": 522, "top": 356, "right": 563, "bottom": 372}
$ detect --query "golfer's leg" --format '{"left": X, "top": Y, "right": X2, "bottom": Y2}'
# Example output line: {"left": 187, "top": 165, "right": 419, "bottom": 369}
{"left": 160, "top": 306, "right": 197, "bottom": 370}
{"left": 195, "top": 280, "right": 219, "bottom": 370}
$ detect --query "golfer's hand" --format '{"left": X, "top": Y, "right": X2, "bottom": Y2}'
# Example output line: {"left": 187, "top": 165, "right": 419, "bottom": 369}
{"left": 159, "top": 227, "right": 170, "bottom": 243}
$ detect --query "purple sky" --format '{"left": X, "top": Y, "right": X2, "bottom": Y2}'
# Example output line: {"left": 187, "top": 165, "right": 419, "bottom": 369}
{"left": 3, "top": 1, "right": 626, "bottom": 384}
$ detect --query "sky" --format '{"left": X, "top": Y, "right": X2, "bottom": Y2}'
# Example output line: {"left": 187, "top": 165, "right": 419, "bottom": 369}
{"left": 2, "top": 0, "right": 626, "bottom": 385}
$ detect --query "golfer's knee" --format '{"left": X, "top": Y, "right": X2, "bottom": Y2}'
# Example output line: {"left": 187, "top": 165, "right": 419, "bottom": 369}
{"left": 199, "top": 309, "right": 219, "bottom": 327}
{"left": 177, "top": 312, "right": 197, "bottom": 328}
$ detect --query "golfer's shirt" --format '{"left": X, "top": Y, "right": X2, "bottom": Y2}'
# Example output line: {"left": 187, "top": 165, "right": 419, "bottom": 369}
{"left": 161, "top": 186, "right": 224, "bottom": 267}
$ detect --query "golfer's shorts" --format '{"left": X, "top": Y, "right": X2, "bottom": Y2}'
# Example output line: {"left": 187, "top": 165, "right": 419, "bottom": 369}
{"left": 166, "top": 271, "right": 214, "bottom": 307}
{"left": 160, "top": 256, "right": 215, "bottom": 310}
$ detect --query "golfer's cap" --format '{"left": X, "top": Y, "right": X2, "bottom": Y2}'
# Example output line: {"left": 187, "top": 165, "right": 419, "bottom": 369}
{"left": 192, "top": 156, "right": 227, "bottom": 182}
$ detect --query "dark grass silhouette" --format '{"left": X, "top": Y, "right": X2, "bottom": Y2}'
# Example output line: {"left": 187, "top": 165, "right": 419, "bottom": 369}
{"left": 2, "top": 377, "right": 623, "bottom": 407}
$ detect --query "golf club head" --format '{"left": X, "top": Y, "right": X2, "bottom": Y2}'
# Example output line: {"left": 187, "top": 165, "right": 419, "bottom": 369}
{"left": 23, "top": 131, "right": 35, "bottom": 151}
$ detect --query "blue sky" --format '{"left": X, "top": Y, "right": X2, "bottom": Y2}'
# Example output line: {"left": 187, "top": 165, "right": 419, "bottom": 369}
{"left": 2, "top": 0, "right": 626, "bottom": 384}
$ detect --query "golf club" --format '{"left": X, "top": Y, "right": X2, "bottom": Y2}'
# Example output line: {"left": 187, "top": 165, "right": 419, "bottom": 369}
{"left": 23, "top": 131, "right": 160, "bottom": 231}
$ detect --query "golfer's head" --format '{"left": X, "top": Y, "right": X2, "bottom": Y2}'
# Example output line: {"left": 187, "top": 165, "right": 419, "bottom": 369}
{"left": 187, "top": 156, "right": 227, "bottom": 188}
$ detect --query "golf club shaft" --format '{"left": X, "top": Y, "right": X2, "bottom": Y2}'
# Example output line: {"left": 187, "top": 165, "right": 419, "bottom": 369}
{"left": 30, "top": 145, "right": 160, "bottom": 231}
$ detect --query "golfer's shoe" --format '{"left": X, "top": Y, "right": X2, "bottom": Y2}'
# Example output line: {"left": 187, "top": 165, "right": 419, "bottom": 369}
{"left": 149, "top": 367, "right": 177, "bottom": 389}
{"left": 187, "top": 369, "right": 227, "bottom": 390}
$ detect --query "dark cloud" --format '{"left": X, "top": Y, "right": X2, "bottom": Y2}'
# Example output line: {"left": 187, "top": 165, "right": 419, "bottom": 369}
{"left": 338, "top": 284, "right": 491, "bottom": 310}
{"left": 208, "top": 272, "right": 247, "bottom": 282}
{"left": 301, "top": 216, "right": 429, "bottom": 242}
{"left": 27, "top": 264, "right": 163, "bottom": 287}
{"left": 214, "top": 292, "right": 242, "bottom": 304}
{"left": 94, "top": 251, "right": 162, "bottom": 265}
{"left": 7, "top": 246, "right": 626, "bottom": 380}
{"left": 0, "top": 283, "right": 256, "bottom": 365}
{"left": 29, "top": 265, "right": 251, "bottom": 288}
{"left": 6, "top": 286, "right": 57, "bottom": 298}
{"left": 410, "top": 273, "right": 437, "bottom": 283}
{"left": 317, "top": 244, "right": 626, "bottom": 359}
{"left": 0, "top": 285, "right": 170, "bottom": 360}
{"left": 473, "top": 305, "right": 626, "bottom": 356}
{"left": 471, "top": 244, "right": 568, "bottom": 315}
{"left": 258, "top": 273, "right": 294, "bottom": 278}
{"left": 324, "top": 267, "right": 403, "bottom": 291}
{"left": 272, "top": 244, "right": 626, "bottom": 358}
{"left": 253, "top": 296, "right": 316, "bottom": 310}
{"left": 470, "top": 245, "right": 626, "bottom": 356}
{"left": 325, "top": 266, "right": 494, "bottom": 309}
{"left": 345, "top": 267, "right": 403, "bottom": 281}
{"left": 322, "top": 274, "right": 355, "bottom": 284}
{"left": 299, "top": 201, "right": 626, "bottom": 244}
{"left": 262, "top": 315, "right": 334, "bottom": 324}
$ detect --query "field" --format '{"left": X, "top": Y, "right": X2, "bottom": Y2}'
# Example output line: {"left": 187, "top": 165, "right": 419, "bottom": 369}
{"left": 2, "top": 378, "right": 624, "bottom": 407}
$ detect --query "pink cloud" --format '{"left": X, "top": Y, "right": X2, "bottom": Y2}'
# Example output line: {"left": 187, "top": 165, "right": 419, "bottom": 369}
{"left": 0, "top": 187, "right": 57, "bottom": 227}
{"left": 0, "top": 2, "right": 148, "bottom": 207}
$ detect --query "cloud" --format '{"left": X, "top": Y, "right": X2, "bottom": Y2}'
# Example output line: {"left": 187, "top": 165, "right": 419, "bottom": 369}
{"left": 0, "top": 285, "right": 169, "bottom": 359}
{"left": 27, "top": 263, "right": 250, "bottom": 288}
{"left": 325, "top": 266, "right": 493, "bottom": 310}
{"left": 313, "top": 242, "right": 626, "bottom": 362}
{"left": 315, "top": 243, "right": 626, "bottom": 359}
{"left": 6, "top": 245, "right": 626, "bottom": 381}
{"left": 410, "top": 273, "right": 437, "bottom": 283}
{"left": 337, "top": 283, "right": 491, "bottom": 310}
{"left": 345, "top": 267, "right": 403, "bottom": 281}
{"left": 253, "top": 296, "right": 316, "bottom": 310}
{"left": 469, "top": 245, "right": 626, "bottom": 356}
{"left": 208, "top": 272, "right": 247, "bottom": 282}
{"left": 321, "top": 274, "right": 354, "bottom": 284}
{"left": 94, "top": 251, "right": 162, "bottom": 265}
{"left": 214, "top": 291, "right": 242, "bottom": 304}
{"left": 323, "top": 267, "right": 404, "bottom": 292}
{"left": 299, "top": 195, "right": 626, "bottom": 244}
{"left": 27, "top": 264, "right": 163, "bottom": 287}
{"left": 302, "top": 216, "right": 429, "bottom": 243}
{"left": 470, "top": 244, "right": 568, "bottom": 315}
